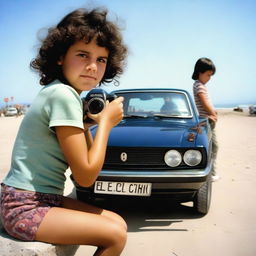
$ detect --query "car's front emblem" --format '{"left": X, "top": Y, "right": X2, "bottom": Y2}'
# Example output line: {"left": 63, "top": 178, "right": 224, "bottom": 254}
{"left": 120, "top": 152, "right": 128, "bottom": 162}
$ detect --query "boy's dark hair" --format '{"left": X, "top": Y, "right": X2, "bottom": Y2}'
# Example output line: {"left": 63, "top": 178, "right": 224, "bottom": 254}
{"left": 192, "top": 57, "right": 216, "bottom": 80}
{"left": 30, "top": 8, "right": 127, "bottom": 86}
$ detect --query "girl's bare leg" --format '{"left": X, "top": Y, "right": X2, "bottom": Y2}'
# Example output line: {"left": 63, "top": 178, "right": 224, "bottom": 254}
{"left": 62, "top": 196, "right": 127, "bottom": 230}
{"left": 35, "top": 197, "right": 127, "bottom": 256}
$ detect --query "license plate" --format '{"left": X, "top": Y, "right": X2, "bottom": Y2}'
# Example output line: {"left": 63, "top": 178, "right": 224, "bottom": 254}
{"left": 94, "top": 181, "right": 152, "bottom": 196}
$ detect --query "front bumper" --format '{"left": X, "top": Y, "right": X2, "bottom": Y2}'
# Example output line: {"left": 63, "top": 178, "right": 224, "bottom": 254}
{"left": 74, "top": 161, "right": 213, "bottom": 200}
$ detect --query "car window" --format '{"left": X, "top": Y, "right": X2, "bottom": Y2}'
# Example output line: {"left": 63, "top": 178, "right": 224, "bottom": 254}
{"left": 128, "top": 97, "right": 163, "bottom": 112}
{"left": 7, "top": 108, "right": 17, "bottom": 112}
{"left": 117, "top": 92, "right": 192, "bottom": 118}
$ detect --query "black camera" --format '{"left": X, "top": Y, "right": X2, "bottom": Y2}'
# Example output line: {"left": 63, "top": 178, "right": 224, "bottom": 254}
{"left": 82, "top": 88, "right": 117, "bottom": 122}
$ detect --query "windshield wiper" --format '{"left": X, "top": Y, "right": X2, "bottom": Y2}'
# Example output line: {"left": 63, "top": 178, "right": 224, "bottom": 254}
{"left": 153, "top": 113, "right": 181, "bottom": 118}
{"left": 123, "top": 114, "right": 148, "bottom": 118}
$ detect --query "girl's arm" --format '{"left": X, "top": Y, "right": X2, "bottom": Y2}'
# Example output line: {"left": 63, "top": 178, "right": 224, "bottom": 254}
{"left": 84, "top": 129, "right": 93, "bottom": 149}
{"left": 55, "top": 97, "right": 123, "bottom": 187}
{"left": 83, "top": 122, "right": 94, "bottom": 149}
{"left": 197, "top": 92, "right": 218, "bottom": 122}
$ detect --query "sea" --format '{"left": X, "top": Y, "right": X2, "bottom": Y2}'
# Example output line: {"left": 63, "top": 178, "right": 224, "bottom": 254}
{"left": 215, "top": 103, "right": 253, "bottom": 109}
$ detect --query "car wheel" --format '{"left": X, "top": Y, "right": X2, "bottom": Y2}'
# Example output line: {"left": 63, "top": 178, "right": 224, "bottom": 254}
{"left": 193, "top": 180, "right": 212, "bottom": 215}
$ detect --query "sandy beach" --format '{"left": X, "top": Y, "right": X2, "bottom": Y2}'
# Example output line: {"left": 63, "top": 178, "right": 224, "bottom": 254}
{"left": 0, "top": 109, "right": 256, "bottom": 256}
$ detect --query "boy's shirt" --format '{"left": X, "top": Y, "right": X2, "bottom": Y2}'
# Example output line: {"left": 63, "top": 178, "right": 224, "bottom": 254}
{"left": 193, "top": 80, "right": 214, "bottom": 118}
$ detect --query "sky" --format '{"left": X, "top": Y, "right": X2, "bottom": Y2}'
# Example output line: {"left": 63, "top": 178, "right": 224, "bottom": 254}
{"left": 0, "top": 0, "right": 256, "bottom": 108}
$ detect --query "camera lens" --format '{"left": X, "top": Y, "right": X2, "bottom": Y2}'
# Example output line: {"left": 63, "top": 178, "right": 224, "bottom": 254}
{"left": 88, "top": 98, "right": 105, "bottom": 114}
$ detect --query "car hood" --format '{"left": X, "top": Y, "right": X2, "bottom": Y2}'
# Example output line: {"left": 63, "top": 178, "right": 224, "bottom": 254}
{"left": 106, "top": 121, "right": 198, "bottom": 147}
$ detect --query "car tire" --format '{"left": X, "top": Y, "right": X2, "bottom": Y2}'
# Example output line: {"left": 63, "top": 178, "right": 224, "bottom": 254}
{"left": 193, "top": 180, "right": 212, "bottom": 215}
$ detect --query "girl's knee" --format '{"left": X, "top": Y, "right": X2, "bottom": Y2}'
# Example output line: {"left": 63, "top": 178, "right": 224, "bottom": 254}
{"left": 108, "top": 222, "right": 127, "bottom": 247}
{"left": 105, "top": 210, "right": 127, "bottom": 231}
{"left": 117, "top": 215, "right": 128, "bottom": 231}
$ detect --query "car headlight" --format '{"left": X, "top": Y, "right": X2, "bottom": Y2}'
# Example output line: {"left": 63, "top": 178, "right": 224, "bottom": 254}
{"left": 183, "top": 150, "right": 202, "bottom": 166}
{"left": 164, "top": 150, "right": 182, "bottom": 167}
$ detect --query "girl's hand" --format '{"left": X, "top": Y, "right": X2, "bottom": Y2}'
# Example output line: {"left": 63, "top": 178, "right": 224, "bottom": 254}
{"left": 208, "top": 114, "right": 218, "bottom": 122}
{"left": 87, "top": 97, "right": 124, "bottom": 128}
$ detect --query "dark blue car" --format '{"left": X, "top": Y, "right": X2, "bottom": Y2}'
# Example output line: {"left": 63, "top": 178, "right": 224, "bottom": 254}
{"left": 74, "top": 88, "right": 214, "bottom": 214}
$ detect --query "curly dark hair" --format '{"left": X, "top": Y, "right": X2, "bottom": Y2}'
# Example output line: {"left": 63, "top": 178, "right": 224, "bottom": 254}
{"left": 30, "top": 8, "right": 128, "bottom": 86}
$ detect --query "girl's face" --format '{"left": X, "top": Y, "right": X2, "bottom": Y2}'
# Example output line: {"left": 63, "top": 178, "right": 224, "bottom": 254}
{"left": 58, "top": 39, "right": 109, "bottom": 94}
{"left": 198, "top": 70, "right": 213, "bottom": 84}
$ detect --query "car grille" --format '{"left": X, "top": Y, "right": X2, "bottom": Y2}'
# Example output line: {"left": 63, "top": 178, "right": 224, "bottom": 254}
{"left": 103, "top": 146, "right": 207, "bottom": 170}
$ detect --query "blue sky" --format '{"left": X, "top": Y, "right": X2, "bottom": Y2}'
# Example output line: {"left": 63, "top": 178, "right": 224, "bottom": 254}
{"left": 0, "top": 0, "right": 256, "bottom": 107}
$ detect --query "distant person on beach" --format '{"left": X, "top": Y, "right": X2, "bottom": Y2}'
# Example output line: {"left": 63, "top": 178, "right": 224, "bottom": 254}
{"left": 0, "top": 8, "right": 128, "bottom": 256}
{"left": 192, "top": 57, "right": 220, "bottom": 182}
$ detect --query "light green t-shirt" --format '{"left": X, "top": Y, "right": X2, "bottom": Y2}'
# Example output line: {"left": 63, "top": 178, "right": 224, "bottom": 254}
{"left": 3, "top": 80, "right": 84, "bottom": 195}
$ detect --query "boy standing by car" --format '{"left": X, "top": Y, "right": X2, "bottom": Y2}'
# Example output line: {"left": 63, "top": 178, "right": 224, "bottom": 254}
{"left": 192, "top": 57, "right": 220, "bottom": 181}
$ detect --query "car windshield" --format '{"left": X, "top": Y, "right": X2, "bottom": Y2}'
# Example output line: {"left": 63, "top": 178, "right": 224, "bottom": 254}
{"left": 116, "top": 91, "right": 193, "bottom": 118}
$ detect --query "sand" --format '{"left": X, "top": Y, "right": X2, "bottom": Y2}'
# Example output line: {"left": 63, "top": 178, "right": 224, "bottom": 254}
{"left": 1, "top": 109, "right": 256, "bottom": 256}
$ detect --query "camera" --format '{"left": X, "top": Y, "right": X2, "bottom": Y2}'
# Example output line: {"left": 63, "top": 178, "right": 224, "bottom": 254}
{"left": 82, "top": 88, "right": 117, "bottom": 122}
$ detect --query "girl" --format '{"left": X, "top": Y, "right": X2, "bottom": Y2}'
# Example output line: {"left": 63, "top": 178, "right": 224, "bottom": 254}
{"left": 0, "top": 8, "right": 128, "bottom": 256}
{"left": 192, "top": 57, "right": 219, "bottom": 182}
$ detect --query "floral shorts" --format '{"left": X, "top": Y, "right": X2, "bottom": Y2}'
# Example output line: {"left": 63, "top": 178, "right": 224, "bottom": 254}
{"left": 0, "top": 184, "right": 63, "bottom": 241}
